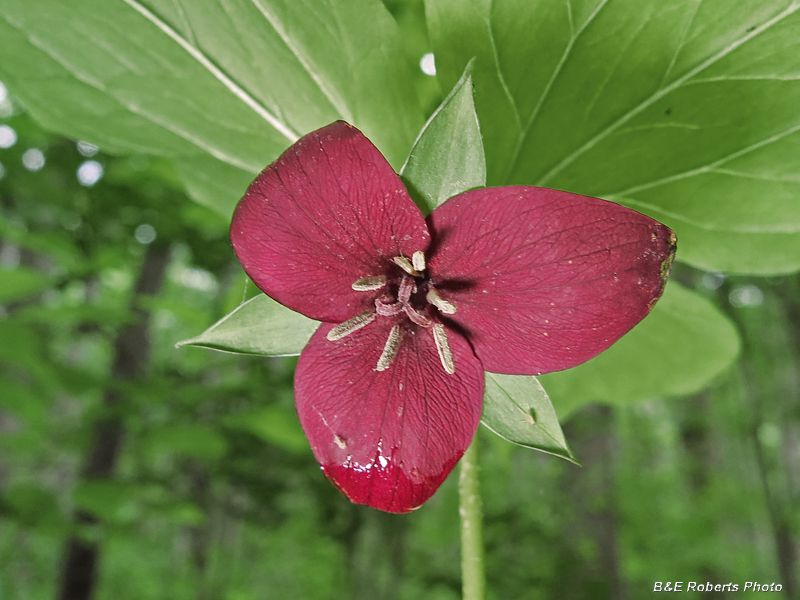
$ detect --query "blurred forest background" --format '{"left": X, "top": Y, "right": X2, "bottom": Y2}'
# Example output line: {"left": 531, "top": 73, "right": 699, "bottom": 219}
{"left": 1, "top": 0, "right": 800, "bottom": 598}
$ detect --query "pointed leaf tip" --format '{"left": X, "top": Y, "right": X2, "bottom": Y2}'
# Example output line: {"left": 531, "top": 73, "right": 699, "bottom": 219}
{"left": 175, "top": 294, "right": 319, "bottom": 356}
{"left": 401, "top": 60, "right": 485, "bottom": 215}
{"left": 482, "top": 373, "right": 578, "bottom": 464}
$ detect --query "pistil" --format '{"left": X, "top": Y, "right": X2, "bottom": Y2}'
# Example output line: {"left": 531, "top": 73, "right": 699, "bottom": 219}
{"left": 375, "top": 295, "right": 403, "bottom": 316}
{"left": 333, "top": 252, "right": 458, "bottom": 374}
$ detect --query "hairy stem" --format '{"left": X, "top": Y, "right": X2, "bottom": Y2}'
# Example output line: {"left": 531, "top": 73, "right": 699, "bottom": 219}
{"left": 459, "top": 434, "right": 485, "bottom": 600}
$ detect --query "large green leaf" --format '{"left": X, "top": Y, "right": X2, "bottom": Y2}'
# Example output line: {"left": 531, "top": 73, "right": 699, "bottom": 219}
{"left": 539, "top": 282, "right": 741, "bottom": 418}
{"left": 146, "top": 424, "right": 229, "bottom": 461}
{"left": 426, "top": 0, "right": 800, "bottom": 275}
{"left": 223, "top": 406, "right": 309, "bottom": 454}
{"left": 73, "top": 481, "right": 141, "bottom": 523}
{"left": 617, "top": 197, "right": 800, "bottom": 275}
{"left": 0, "top": 0, "right": 424, "bottom": 216}
{"left": 0, "top": 267, "right": 52, "bottom": 303}
{"left": 176, "top": 294, "right": 319, "bottom": 356}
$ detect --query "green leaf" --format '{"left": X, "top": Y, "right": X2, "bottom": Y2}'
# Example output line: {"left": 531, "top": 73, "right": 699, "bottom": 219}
{"left": 224, "top": 406, "right": 309, "bottom": 454}
{"left": 155, "top": 502, "right": 205, "bottom": 526}
{"left": 3, "top": 483, "right": 64, "bottom": 529}
{"left": 0, "top": 267, "right": 52, "bottom": 303}
{"left": 400, "top": 60, "right": 485, "bottom": 214}
{"left": 0, "top": 0, "right": 424, "bottom": 216}
{"left": 176, "top": 294, "right": 319, "bottom": 356}
{"left": 173, "top": 156, "right": 256, "bottom": 217}
{"left": 0, "top": 322, "right": 50, "bottom": 383}
{"left": 0, "top": 213, "right": 83, "bottom": 272}
{"left": 620, "top": 198, "right": 800, "bottom": 275}
{"left": 146, "top": 424, "right": 228, "bottom": 461}
{"left": 539, "top": 282, "right": 741, "bottom": 418}
{"left": 482, "top": 373, "right": 578, "bottom": 464}
{"left": 73, "top": 481, "right": 140, "bottom": 523}
{"left": 0, "top": 377, "right": 47, "bottom": 428}
{"left": 426, "top": 0, "right": 800, "bottom": 274}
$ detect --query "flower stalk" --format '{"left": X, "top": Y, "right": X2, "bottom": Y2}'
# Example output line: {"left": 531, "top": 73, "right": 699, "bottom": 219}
{"left": 459, "top": 434, "right": 485, "bottom": 600}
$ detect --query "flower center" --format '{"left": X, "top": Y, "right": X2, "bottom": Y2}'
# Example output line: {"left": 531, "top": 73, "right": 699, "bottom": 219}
{"left": 326, "top": 250, "right": 457, "bottom": 374}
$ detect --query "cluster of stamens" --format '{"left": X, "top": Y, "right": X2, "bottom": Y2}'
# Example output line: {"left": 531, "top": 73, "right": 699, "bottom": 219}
{"left": 326, "top": 250, "right": 457, "bottom": 375}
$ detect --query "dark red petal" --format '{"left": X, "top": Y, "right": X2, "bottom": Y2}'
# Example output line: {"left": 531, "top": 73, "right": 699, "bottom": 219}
{"left": 231, "top": 121, "right": 430, "bottom": 323}
{"left": 295, "top": 320, "right": 484, "bottom": 513}
{"left": 426, "top": 187, "right": 676, "bottom": 375}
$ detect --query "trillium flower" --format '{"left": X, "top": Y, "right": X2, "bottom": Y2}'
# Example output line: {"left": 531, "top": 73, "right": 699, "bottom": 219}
{"left": 231, "top": 121, "right": 676, "bottom": 513}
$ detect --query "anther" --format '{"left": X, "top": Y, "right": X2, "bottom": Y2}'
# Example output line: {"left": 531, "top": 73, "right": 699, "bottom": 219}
{"left": 412, "top": 250, "right": 426, "bottom": 273}
{"left": 352, "top": 275, "right": 387, "bottom": 291}
{"left": 431, "top": 323, "right": 455, "bottom": 375}
{"left": 393, "top": 256, "right": 420, "bottom": 277}
{"left": 426, "top": 288, "right": 457, "bottom": 314}
{"left": 376, "top": 325, "right": 403, "bottom": 371}
{"left": 326, "top": 310, "right": 376, "bottom": 341}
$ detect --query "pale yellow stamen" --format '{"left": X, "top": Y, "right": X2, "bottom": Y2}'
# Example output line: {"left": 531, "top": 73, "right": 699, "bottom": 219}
{"left": 432, "top": 323, "right": 455, "bottom": 375}
{"left": 376, "top": 325, "right": 403, "bottom": 371}
{"left": 326, "top": 310, "right": 376, "bottom": 341}
{"left": 352, "top": 275, "right": 387, "bottom": 291}
{"left": 392, "top": 255, "right": 419, "bottom": 276}
{"left": 412, "top": 250, "right": 426, "bottom": 273}
{"left": 426, "top": 288, "right": 457, "bottom": 314}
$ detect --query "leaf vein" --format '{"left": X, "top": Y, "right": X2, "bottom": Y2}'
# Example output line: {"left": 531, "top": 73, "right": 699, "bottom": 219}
{"left": 507, "top": 0, "right": 610, "bottom": 182}
{"left": 603, "top": 122, "right": 800, "bottom": 198}
{"left": 121, "top": 0, "right": 299, "bottom": 142}
{"left": 536, "top": 2, "right": 800, "bottom": 186}
{"left": 484, "top": 3, "right": 521, "bottom": 131}
{"left": 659, "top": 0, "right": 704, "bottom": 87}
{"left": 249, "top": 0, "right": 352, "bottom": 121}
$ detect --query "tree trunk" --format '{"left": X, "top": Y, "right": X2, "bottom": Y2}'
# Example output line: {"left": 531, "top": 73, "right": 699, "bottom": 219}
{"left": 343, "top": 508, "right": 408, "bottom": 600}
{"left": 561, "top": 404, "right": 626, "bottom": 600}
{"left": 57, "top": 243, "right": 170, "bottom": 600}
{"left": 722, "top": 279, "right": 799, "bottom": 600}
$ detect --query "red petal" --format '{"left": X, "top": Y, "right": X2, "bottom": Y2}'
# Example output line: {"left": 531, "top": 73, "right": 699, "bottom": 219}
{"left": 295, "top": 320, "right": 484, "bottom": 513}
{"left": 231, "top": 122, "right": 430, "bottom": 322}
{"left": 426, "top": 187, "right": 676, "bottom": 375}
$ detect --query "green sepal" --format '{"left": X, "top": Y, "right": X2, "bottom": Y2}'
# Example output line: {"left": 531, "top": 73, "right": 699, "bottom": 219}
{"left": 482, "top": 373, "right": 579, "bottom": 464}
{"left": 176, "top": 294, "right": 319, "bottom": 356}
{"left": 400, "top": 59, "right": 485, "bottom": 215}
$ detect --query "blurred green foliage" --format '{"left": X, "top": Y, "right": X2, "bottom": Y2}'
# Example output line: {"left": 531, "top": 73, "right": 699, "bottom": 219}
{"left": 0, "top": 0, "right": 799, "bottom": 598}
{"left": 1, "top": 103, "right": 798, "bottom": 599}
